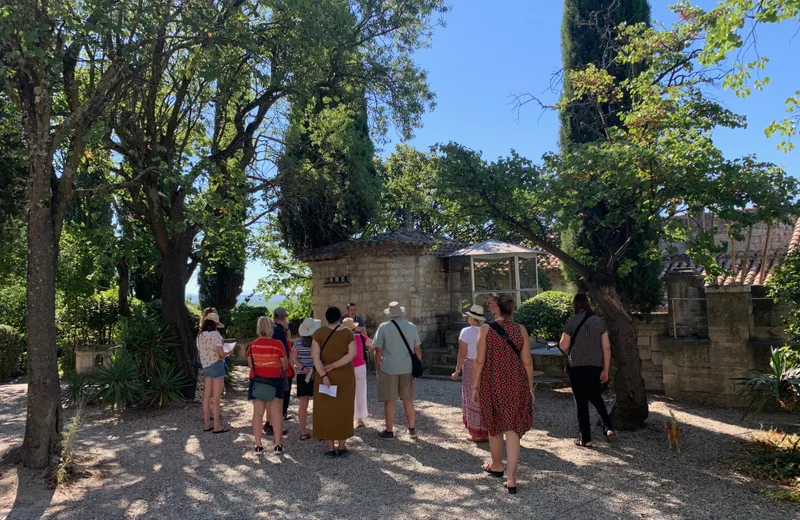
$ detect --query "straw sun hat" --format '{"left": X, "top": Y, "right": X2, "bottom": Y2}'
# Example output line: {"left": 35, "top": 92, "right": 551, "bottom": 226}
{"left": 463, "top": 305, "right": 486, "bottom": 322}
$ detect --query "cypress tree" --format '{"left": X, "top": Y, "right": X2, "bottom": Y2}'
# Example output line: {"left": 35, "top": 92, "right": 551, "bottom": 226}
{"left": 276, "top": 83, "right": 380, "bottom": 256}
{"left": 560, "top": 0, "right": 662, "bottom": 312}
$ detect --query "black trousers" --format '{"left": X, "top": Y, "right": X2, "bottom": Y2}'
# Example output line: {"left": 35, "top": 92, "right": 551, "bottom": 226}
{"left": 568, "top": 365, "right": 613, "bottom": 443}
{"left": 282, "top": 376, "right": 293, "bottom": 417}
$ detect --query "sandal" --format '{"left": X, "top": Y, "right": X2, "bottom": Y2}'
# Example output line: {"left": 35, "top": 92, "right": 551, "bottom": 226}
{"left": 574, "top": 438, "right": 592, "bottom": 447}
{"left": 300, "top": 433, "right": 310, "bottom": 441}
{"left": 324, "top": 450, "right": 337, "bottom": 458}
{"left": 213, "top": 427, "right": 231, "bottom": 434}
{"left": 504, "top": 482, "right": 517, "bottom": 495}
{"left": 604, "top": 430, "right": 617, "bottom": 442}
{"left": 203, "top": 426, "right": 213, "bottom": 432}
{"left": 483, "top": 462, "right": 504, "bottom": 478}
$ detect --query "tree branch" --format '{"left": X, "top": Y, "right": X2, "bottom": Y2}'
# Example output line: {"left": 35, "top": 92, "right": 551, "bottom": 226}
{"left": 74, "top": 167, "right": 156, "bottom": 198}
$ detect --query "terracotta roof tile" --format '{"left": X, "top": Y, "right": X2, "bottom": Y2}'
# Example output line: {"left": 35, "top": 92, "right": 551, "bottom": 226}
{"left": 539, "top": 216, "right": 800, "bottom": 287}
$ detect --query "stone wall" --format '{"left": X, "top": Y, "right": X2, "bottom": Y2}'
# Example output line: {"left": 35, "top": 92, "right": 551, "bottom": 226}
{"left": 308, "top": 251, "right": 450, "bottom": 347}
{"left": 635, "top": 313, "right": 669, "bottom": 393}
{"left": 635, "top": 275, "right": 789, "bottom": 406}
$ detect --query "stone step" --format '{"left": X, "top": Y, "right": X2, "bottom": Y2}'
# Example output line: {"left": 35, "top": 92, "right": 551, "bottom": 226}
{"left": 429, "top": 364, "right": 456, "bottom": 376}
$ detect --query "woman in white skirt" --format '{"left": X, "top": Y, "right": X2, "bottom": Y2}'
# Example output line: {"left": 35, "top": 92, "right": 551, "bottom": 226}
{"left": 343, "top": 318, "right": 373, "bottom": 428}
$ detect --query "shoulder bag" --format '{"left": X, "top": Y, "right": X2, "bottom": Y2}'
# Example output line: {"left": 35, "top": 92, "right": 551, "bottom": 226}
{"left": 561, "top": 311, "right": 595, "bottom": 382}
{"left": 248, "top": 341, "right": 288, "bottom": 399}
{"left": 390, "top": 320, "right": 424, "bottom": 378}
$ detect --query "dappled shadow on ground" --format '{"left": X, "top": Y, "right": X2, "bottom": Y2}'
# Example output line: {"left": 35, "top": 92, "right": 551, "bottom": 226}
{"left": 0, "top": 371, "right": 797, "bottom": 519}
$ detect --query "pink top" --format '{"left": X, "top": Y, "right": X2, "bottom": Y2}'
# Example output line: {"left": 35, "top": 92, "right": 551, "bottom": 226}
{"left": 353, "top": 334, "right": 368, "bottom": 368}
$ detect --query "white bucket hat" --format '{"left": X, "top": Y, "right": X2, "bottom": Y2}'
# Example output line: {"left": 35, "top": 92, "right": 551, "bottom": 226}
{"left": 341, "top": 317, "right": 356, "bottom": 330}
{"left": 298, "top": 318, "right": 322, "bottom": 337}
{"left": 463, "top": 304, "right": 486, "bottom": 322}
{"left": 383, "top": 301, "right": 405, "bottom": 318}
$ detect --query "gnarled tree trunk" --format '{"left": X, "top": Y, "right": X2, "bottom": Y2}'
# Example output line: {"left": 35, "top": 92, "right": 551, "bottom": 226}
{"left": 587, "top": 281, "right": 648, "bottom": 430}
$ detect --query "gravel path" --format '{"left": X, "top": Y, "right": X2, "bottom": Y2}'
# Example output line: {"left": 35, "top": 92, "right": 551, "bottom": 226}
{"left": 0, "top": 369, "right": 797, "bottom": 520}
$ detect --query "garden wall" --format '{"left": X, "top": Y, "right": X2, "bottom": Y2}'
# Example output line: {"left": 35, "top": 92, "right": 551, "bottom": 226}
{"left": 635, "top": 273, "right": 788, "bottom": 407}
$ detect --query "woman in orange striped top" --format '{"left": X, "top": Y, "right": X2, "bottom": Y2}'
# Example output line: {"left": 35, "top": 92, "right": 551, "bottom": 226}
{"left": 247, "top": 317, "right": 288, "bottom": 454}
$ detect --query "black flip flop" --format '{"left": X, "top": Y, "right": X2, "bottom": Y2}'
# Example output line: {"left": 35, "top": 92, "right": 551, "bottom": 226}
{"left": 213, "top": 427, "right": 231, "bottom": 434}
{"left": 203, "top": 427, "right": 213, "bottom": 432}
{"left": 483, "top": 463, "right": 504, "bottom": 478}
{"left": 504, "top": 483, "right": 517, "bottom": 495}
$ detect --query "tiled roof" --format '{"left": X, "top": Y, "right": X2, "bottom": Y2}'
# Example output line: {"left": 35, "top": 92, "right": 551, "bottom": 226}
{"left": 300, "top": 229, "right": 463, "bottom": 262}
{"left": 445, "top": 240, "right": 546, "bottom": 258}
{"left": 539, "top": 217, "right": 800, "bottom": 286}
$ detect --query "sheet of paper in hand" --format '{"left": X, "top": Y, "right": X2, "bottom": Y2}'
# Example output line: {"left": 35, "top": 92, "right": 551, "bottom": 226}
{"left": 223, "top": 342, "right": 236, "bottom": 353}
{"left": 319, "top": 384, "right": 338, "bottom": 398}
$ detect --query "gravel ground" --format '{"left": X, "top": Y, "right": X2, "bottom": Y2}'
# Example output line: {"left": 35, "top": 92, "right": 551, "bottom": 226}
{"left": 1, "top": 368, "right": 798, "bottom": 520}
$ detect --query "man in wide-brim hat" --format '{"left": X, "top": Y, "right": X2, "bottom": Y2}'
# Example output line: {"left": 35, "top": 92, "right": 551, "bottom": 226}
{"left": 372, "top": 301, "right": 422, "bottom": 440}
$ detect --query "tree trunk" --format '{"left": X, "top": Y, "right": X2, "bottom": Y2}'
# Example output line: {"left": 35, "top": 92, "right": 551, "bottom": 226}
{"left": 116, "top": 259, "right": 131, "bottom": 316}
{"left": 587, "top": 282, "right": 648, "bottom": 430}
{"left": 21, "top": 150, "right": 63, "bottom": 469}
{"left": 160, "top": 252, "right": 197, "bottom": 391}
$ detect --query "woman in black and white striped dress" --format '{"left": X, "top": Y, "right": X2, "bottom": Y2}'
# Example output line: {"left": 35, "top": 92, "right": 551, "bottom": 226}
{"left": 559, "top": 294, "right": 616, "bottom": 447}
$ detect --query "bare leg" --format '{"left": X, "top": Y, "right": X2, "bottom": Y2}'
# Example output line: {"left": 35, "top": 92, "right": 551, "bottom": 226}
{"left": 402, "top": 398, "right": 415, "bottom": 429}
{"left": 337, "top": 439, "right": 346, "bottom": 450}
{"left": 252, "top": 400, "right": 266, "bottom": 446}
{"left": 203, "top": 377, "right": 213, "bottom": 429}
{"left": 212, "top": 378, "right": 224, "bottom": 431}
{"left": 486, "top": 433, "right": 504, "bottom": 472}
{"left": 299, "top": 397, "right": 310, "bottom": 434}
{"left": 505, "top": 431, "right": 521, "bottom": 487}
{"left": 326, "top": 440, "right": 335, "bottom": 452}
{"left": 384, "top": 401, "right": 395, "bottom": 432}
{"left": 270, "top": 399, "right": 283, "bottom": 447}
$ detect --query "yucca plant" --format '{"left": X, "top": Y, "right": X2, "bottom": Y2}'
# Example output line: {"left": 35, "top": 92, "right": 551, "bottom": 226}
{"left": 736, "top": 347, "right": 800, "bottom": 418}
{"left": 92, "top": 350, "right": 142, "bottom": 409}
{"left": 62, "top": 372, "right": 95, "bottom": 408}
{"left": 118, "top": 314, "right": 178, "bottom": 375}
{"left": 143, "top": 364, "right": 189, "bottom": 408}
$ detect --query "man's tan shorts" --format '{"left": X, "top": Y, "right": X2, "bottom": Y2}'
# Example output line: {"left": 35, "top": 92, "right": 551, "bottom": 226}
{"left": 377, "top": 371, "right": 416, "bottom": 401}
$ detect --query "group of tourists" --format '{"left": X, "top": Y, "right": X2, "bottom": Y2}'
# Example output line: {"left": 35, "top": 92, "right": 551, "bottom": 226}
{"left": 195, "top": 294, "right": 615, "bottom": 495}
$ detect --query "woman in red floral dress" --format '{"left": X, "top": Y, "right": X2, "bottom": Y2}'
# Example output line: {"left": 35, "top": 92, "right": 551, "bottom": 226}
{"left": 472, "top": 295, "right": 535, "bottom": 494}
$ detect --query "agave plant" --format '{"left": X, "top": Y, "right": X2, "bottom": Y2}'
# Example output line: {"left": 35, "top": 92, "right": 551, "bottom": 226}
{"left": 736, "top": 347, "right": 800, "bottom": 418}
{"left": 92, "top": 350, "right": 142, "bottom": 409}
{"left": 118, "top": 314, "right": 178, "bottom": 375}
{"left": 62, "top": 372, "right": 95, "bottom": 408}
{"left": 143, "top": 364, "right": 189, "bottom": 408}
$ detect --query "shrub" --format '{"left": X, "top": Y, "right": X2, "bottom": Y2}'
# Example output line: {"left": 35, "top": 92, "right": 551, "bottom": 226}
{"left": 92, "top": 350, "right": 142, "bottom": 409}
{"left": 0, "top": 283, "right": 26, "bottom": 331}
{"left": 143, "top": 364, "right": 189, "bottom": 408}
{"left": 515, "top": 291, "right": 573, "bottom": 341}
{"left": 225, "top": 304, "right": 269, "bottom": 339}
{"left": 0, "top": 325, "right": 24, "bottom": 381}
{"left": 118, "top": 313, "right": 178, "bottom": 376}
{"left": 736, "top": 346, "right": 800, "bottom": 417}
{"left": 63, "top": 372, "right": 94, "bottom": 408}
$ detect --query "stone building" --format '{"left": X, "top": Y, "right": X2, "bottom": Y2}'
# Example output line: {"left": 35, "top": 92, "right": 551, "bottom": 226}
{"left": 300, "top": 230, "right": 461, "bottom": 346}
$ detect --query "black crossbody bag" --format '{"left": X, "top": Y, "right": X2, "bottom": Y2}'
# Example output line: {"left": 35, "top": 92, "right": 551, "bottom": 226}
{"left": 390, "top": 320, "right": 424, "bottom": 378}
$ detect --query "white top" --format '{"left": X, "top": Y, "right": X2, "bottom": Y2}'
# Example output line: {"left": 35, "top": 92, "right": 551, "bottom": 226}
{"left": 197, "top": 331, "right": 223, "bottom": 368}
{"left": 459, "top": 326, "right": 481, "bottom": 360}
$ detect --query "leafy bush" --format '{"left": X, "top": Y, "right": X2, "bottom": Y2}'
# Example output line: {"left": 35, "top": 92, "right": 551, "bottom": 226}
{"left": 0, "top": 325, "right": 24, "bottom": 381}
{"left": 92, "top": 351, "right": 142, "bottom": 409}
{"left": 0, "top": 283, "right": 26, "bottom": 331}
{"left": 736, "top": 347, "right": 800, "bottom": 417}
{"left": 143, "top": 364, "right": 189, "bottom": 408}
{"left": 118, "top": 313, "right": 178, "bottom": 376}
{"left": 515, "top": 291, "right": 573, "bottom": 341}
{"left": 63, "top": 372, "right": 94, "bottom": 408}
{"left": 225, "top": 304, "right": 268, "bottom": 339}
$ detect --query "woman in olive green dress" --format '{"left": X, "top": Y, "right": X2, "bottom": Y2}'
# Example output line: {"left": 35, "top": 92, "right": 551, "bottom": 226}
{"left": 312, "top": 306, "right": 357, "bottom": 457}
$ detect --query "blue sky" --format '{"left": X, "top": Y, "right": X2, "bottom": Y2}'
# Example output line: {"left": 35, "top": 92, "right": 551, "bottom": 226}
{"left": 187, "top": 0, "right": 800, "bottom": 297}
